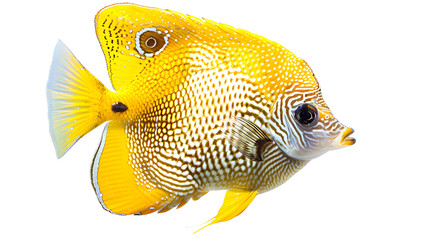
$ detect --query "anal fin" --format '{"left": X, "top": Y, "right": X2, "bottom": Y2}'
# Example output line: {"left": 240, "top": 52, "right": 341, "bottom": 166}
{"left": 196, "top": 189, "right": 258, "bottom": 233}
{"left": 192, "top": 191, "right": 208, "bottom": 201}
{"left": 91, "top": 121, "right": 171, "bottom": 215}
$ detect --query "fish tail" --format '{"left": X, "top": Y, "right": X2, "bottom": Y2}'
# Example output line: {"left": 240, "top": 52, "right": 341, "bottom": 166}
{"left": 47, "top": 40, "right": 108, "bottom": 158}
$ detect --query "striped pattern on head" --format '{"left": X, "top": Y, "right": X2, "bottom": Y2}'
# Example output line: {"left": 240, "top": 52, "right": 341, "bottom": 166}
{"left": 267, "top": 67, "right": 351, "bottom": 160}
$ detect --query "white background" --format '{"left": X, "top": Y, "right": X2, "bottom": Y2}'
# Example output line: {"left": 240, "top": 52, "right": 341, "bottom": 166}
{"left": 1, "top": 0, "right": 428, "bottom": 239}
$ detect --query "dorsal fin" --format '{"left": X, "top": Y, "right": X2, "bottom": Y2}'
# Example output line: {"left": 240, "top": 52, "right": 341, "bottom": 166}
{"left": 94, "top": 3, "right": 283, "bottom": 97}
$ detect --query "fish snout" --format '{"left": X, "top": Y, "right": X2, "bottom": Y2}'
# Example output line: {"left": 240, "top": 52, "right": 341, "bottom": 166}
{"left": 339, "top": 127, "right": 355, "bottom": 146}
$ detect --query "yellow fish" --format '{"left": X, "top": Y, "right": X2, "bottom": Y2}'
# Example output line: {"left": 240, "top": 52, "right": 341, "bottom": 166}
{"left": 47, "top": 3, "right": 355, "bottom": 230}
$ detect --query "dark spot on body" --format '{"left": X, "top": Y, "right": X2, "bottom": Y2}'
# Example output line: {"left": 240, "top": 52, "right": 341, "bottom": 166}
{"left": 112, "top": 102, "right": 128, "bottom": 113}
{"left": 145, "top": 37, "right": 157, "bottom": 48}
{"left": 139, "top": 31, "right": 166, "bottom": 53}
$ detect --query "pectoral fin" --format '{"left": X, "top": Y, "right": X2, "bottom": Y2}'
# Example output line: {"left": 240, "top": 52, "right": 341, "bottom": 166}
{"left": 195, "top": 189, "right": 258, "bottom": 233}
{"left": 225, "top": 117, "right": 272, "bottom": 161}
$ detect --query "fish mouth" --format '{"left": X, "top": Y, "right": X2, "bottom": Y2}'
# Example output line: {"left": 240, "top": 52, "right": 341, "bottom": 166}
{"left": 340, "top": 128, "right": 356, "bottom": 146}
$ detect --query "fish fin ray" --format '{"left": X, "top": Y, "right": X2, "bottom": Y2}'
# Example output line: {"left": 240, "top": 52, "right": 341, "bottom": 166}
{"left": 158, "top": 192, "right": 202, "bottom": 212}
{"left": 192, "top": 191, "right": 208, "bottom": 201}
{"left": 195, "top": 189, "right": 258, "bottom": 233}
{"left": 176, "top": 195, "right": 193, "bottom": 209}
{"left": 91, "top": 121, "right": 172, "bottom": 215}
{"left": 157, "top": 196, "right": 185, "bottom": 213}
{"left": 47, "top": 40, "right": 106, "bottom": 158}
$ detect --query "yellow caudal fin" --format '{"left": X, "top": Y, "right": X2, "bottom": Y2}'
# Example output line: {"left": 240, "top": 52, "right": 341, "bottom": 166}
{"left": 91, "top": 121, "right": 171, "bottom": 215}
{"left": 47, "top": 40, "right": 108, "bottom": 158}
{"left": 195, "top": 189, "right": 258, "bottom": 233}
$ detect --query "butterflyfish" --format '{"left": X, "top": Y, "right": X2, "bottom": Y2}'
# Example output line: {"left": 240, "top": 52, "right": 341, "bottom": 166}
{"left": 47, "top": 3, "right": 355, "bottom": 231}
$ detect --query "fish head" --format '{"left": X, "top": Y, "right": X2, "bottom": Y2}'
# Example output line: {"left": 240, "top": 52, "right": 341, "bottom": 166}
{"left": 268, "top": 61, "right": 355, "bottom": 161}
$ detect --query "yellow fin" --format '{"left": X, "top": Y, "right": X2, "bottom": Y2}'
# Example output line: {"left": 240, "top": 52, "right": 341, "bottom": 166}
{"left": 94, "top": 3, "right": 278, "bottom": 95}
{"left": 195, "top": 189, "right": 258, "bottom": 233}
{"left": 47, "top": 40, "right": 107, "bottom": 158}
{"left": 91, "top": 121, "right": 171, "bottom": 215}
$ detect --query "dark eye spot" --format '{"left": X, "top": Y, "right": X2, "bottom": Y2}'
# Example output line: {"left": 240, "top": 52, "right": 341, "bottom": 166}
{"left": 294, "top": 103, "right": 318, "bottom": 126}
{"left": 138, "top": 31, "right": 166, "bottom": 54}
{"left": 112, "top": 102, "right": 128, "bottom": 113}
{"left": 145, "top": 37, "right": 157, "bottom": 48}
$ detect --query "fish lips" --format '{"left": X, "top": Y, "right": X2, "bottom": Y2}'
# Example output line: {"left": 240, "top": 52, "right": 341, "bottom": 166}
{"left": 340, "top": 127, "right": 356, "bottom": 146}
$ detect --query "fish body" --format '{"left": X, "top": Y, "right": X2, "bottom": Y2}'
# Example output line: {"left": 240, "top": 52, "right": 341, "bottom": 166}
{"left": 47, "top": 3, "right": 355, "bottom": 230}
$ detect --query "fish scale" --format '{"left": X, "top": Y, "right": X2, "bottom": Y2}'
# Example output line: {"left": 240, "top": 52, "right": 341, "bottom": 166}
{"left": 47, "top": 3, "right": 354, "bottom": 231}
{"left": 124, "top": 61, "right": 308, "bottom": 197}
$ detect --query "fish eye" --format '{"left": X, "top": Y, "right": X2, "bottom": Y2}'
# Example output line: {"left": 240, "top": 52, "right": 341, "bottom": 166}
{"left": 294, "top": 103, "right": 318, "bottom": 126}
